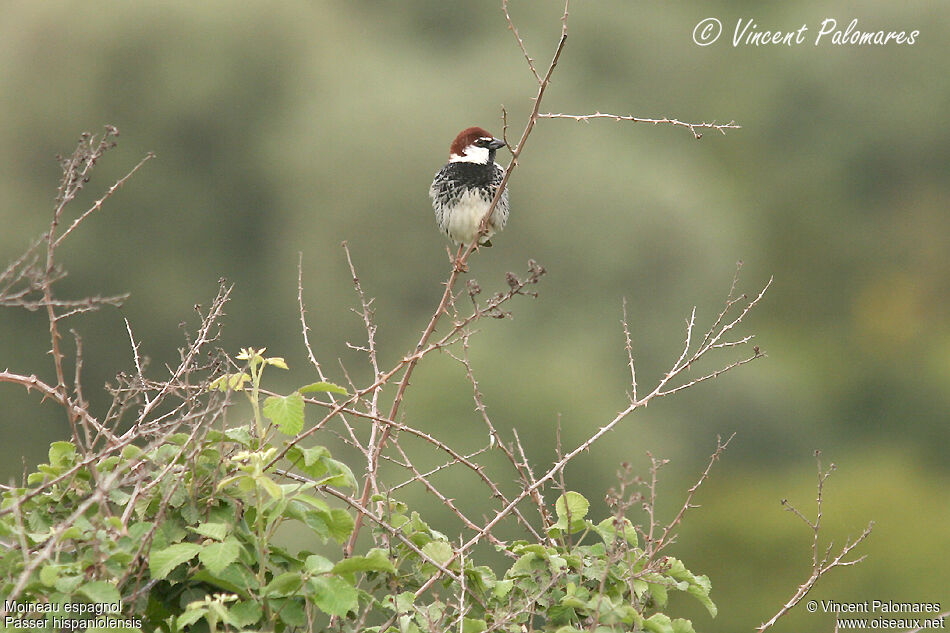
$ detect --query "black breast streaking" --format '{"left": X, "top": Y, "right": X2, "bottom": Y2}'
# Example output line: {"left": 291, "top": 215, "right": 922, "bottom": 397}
{"left": 441, "top": 162, "right": 499, "bottom": 190}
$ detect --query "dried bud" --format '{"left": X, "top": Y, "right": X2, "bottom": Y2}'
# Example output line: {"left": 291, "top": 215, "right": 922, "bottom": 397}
{"left": 527, "top": 259, "right": 546, "bottom": 279}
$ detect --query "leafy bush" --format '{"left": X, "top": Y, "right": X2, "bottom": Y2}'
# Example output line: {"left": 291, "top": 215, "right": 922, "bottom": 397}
{"left": 0, "top": 6, "right": 869, "bottom": 628}
{"left": 1, "top": 348, "right": 717, "bottom": 632}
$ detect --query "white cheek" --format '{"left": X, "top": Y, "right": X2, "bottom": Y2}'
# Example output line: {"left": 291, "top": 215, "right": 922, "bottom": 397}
{"left": 449, "top": 145, "right": 490, "bottom": 164}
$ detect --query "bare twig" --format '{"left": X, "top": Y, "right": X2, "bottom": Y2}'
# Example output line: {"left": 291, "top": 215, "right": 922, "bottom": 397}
{"left": 53, "top": 151, "right": 155, "bottom": 248}
{"left": 344, "top": 0, "right": 565, "bottom": 545}
{"left": 757, "top": 452, "right": 874, "bottom": 632}
{"left": 538, "top": 112, "right": 741, "bottom": 139}
{"left": 0, "top": 370, "right": 115, "bottom": 441}
{"left": 650, "top": 433, "right": 735, "bottom": 557}
{"left": 44, "top": 128, "right": 123, "bottom": 445}
{"left": 502, "top": 0, "right": 541, "bottom": 83}
{"left": 297, "top": 252, "right": 329, "bottom": 381}
{"left": 413, "top": 270, "right": 768, "bottom": 596}
{"left": 622, "top": 298, "right": 638, "bottom": 402}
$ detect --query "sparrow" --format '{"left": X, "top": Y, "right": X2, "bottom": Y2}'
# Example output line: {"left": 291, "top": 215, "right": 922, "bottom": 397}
{"left": 429, "top": 127, "right": 509, "bottom": 247}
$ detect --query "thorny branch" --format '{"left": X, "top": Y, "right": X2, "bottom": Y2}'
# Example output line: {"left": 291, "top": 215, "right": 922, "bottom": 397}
{"left": 342, "top": 0, "right": 572, "bottom": 557}
{"left": 757, "top": 452, "right": 874, "bottom": 632}
{"left": 339, "top": 5, "right": 574, "bottom": 555}
{"left": 648, "top": 433, "right": 735, "bottom": 557}
{"left": 407, "top": 261, "right": 769, "bottom": 597}
{"left": 0, "top": 128, "right": 242, "bottom": 613}
{"left": 326, "top": 0, "right": 756, "bottom": 569}
{"left": 539, "top": 112, "right": 741, "bottom": 140}
{"left": 1, "top": 2, "right": 860, "bottom": 630}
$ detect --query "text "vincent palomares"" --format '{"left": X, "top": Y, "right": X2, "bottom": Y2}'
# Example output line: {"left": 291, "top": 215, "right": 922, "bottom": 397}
{"left": 819, "top": 600, "right": 942, "bottom": 614}
{"left": 733, "top": 17, "right": 919, "bottom": 47}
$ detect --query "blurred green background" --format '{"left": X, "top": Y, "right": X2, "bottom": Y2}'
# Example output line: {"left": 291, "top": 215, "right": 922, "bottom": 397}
{"left": 1, "top": 0, "right": 947, "bottom": 630}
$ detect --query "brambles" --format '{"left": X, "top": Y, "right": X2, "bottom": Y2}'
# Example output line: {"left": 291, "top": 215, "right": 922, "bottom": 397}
{"left": 0, "top": 1, "right": 872, "bottom": 630}
{"left": 0, "top": 345, "right": 719, "bottom": 632}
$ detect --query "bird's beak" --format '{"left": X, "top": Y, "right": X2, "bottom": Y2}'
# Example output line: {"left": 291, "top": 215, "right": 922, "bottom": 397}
{"left": 488, "top": 138, "right": 506, "bottom": 150}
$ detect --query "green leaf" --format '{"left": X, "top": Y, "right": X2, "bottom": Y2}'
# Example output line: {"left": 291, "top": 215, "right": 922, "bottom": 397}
{"left": 305, "top": 554, "right": 334, "bottom": 574}
{"left": 236, "top": 347, "right": 259, "bottom": 361}
{"left": 98, "top": 456, "right": 121, "bottom": 472}
{"left": 176, "top": 608, "right": 206, "bottom": 628}
{"left": 189, "top": 522, "right": 229, "bottom": 542}
{"left": 394, "top": 591, "right": 415, "bottom": 613}
{"left": 264, "top": 571, "right": 303, "bottom": 597}
{"left": 192, "top": 566, "right": 253, "bottom": 596}
{"left": 199, "top": 539, "right": 242, "bottom": 575}
{"left": 644, "top": 613, "right": 674, "bottom": 633}
{"left": 293, "top": 493, "right": 330, "bottom": 512}
{"left": 331, "top": 548, "right": 397, "bottom": 575}
{"left": 288, "top": 445, "right": 329, "bottom": 466}
{"left": 300, "top": 381, "right": 348, "bottom": 395}
{"left": 508, "top": 551, "right": 546, "bottom": 577}
{"left": 326, "top": 509, "right": 355, "bottom": 543}
{"left": 647, "top": 581, "right": 669, "bottom": 608}
{"left": 555, "top": 492, "right": 589, "bottom": 522}
{"left": 462, "top": 618, "right": 487, "bottom": 633}
{"left": 229, "top": 600, "right": 263, "bottom": 627}
{"left": 286, "top": 446, "right": 329, "bottom": 479}
{"left": 322, "top": 457, "right": 357, "bottom": 489}
{"left": 688, "top": 581, "right": 718, "bottom": 617}
{"left": 421, "top": 541, "right": 455, "bottom": 567}
{"left": 257, "top": 474, "right": 284, "bottom": 500}
{"left": 55, "top": 573, "right": 84, "bottom": 594}
{"left": 593, "top": 516, "right": 638, "bottom": 547}
{"left": 310, "top": 575, "right": 358, "bottom": 616}
{"left": 464, "top": 565, "right": 495, "bottom": 594}
{"left": 263, "top": 392, "right": 305, "bottom": 435}
{"left": 216, "top": 473, "right": 249, "bottom": 492}
{"left": 494, "top": 579, "right": 514, "bottom": 599}
{"left": 120, "top": 444, "right": 144, "bottom": 461}
{"left": 265, "top": 356, "right": 289, "bottom": 369}
{"left": 632, "top": 560, "right": 649, "bottom": 586}
{"left": 49, "top": 441, "right": 77, "bottom": 468}
{"left": 78, "top": 580, "right": 120, "bottom": 604}
{"left": 300, "top": 509, "right": 329, "bottom": 540}
{"left": 39, "top": 564, "right": 61, "bottom": 587}
{"left": 209, "top": 372, "right": 251, "bottom": 392}
{"left": 548, "top": 492, "right": 591, "bottom": 536}
{"left": 224, "top": 426, "right": 253, "bottom": 446}
{"left": 276, "top": 597, "right": 307, "bottom": 626}
{"left": 671, "top": 619, "right": 698, "bottom": 633}
{"left": 149, "top": 543, "right": 201, "bottom": 580}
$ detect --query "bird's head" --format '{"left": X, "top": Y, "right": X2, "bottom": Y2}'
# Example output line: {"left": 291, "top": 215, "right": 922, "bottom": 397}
{"left": 448, "top": 127, "right": 506, "bottom": 164}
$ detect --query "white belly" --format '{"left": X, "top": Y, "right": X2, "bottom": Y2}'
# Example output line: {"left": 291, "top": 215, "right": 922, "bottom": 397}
{"left": 445, "top": 190, "right": 495, "bottom": 245}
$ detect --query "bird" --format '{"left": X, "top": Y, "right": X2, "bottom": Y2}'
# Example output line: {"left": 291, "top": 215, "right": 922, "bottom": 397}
{"left": 429, "top": 127, "right": 509, "bottom": 248}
